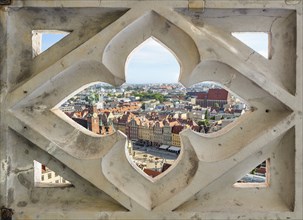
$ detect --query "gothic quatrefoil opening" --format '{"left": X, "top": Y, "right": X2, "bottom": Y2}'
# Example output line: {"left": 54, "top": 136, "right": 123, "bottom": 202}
{"left": 7, "top": 8, "right": 295, "bottom": 212}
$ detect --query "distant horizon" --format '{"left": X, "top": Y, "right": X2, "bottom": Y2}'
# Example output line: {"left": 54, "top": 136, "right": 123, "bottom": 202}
{"left": 94, "top": 81, "right": 218, "bottom": 86}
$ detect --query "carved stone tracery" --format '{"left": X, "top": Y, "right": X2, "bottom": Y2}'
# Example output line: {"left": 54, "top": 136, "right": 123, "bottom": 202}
{"left": 0, "top": 1, "right": 302, "bottom": 219}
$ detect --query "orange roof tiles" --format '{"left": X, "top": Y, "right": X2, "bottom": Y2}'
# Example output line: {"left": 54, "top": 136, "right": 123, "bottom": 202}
{"left": 172, "top": 125, "right": 184, "bottom": 134}
{"left": 207, "top": 89, "right": 228, "bottom": 100}
{"left": 143, "top": 168, "right": 161, "bottom": 178}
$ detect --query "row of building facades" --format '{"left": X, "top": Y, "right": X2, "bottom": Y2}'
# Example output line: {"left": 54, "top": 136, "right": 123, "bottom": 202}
{"left": 69, "top": 88, "right": 235, "bottom": 147}
{"left": 83, "top": 105, "right": 205, "bottom": 147}
{"left": 112, "top": 112, "right": 201, "bottom": 147}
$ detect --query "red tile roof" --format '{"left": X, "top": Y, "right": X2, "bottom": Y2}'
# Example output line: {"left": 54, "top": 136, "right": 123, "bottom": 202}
{"left": 172, "top": 125, "right": 184, "bottom": 134}
{"left": 161, "top": 163, "right": 172, "bottom": 172}
{"left": 255, "top": 167, "right": 266, "bottom": 174}
{"left": 197, "top": 93, "right": 207, "bottom": 99}
{"left": 143, "top": 168, "right": 161, "bottom": 178}
{"left": 207, "top": 89, "right": 228, "bottom": 100}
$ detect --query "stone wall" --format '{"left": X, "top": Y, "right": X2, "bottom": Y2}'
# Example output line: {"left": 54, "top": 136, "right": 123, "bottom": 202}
{"left": 0, "top": 0, "right": 302, "bottom": 219}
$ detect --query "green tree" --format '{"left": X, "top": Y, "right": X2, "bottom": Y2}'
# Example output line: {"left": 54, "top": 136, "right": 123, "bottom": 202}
{"left": 198, "top": 120, "right": 204, "bottom": 126}
{"left": 198, "top": 120, "right": 210, "bottom": 127}
{"left": 86, "top": 93, "right": 98, "bottom": 104}
{"left": 154, "top": 93, "right": 164, "bottom": 103}
{"left": 141, "top": 103, "right": 146, "bottom": 110}
{"left": 204, "top": 109, "right": 209, "bottom": 120}
{"left": 93, "top": 93, "right": 99, "bottom": 102}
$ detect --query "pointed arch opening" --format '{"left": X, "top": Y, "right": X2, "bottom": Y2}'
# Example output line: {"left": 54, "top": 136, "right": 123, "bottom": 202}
{"left": 102, "top": 10, "right": 200, "bottom": 84}
{"left": 125, "top": 37, "right": 181, "bottom": 84}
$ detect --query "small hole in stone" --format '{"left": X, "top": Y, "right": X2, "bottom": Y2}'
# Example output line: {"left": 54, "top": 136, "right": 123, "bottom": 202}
{"left": 33, "top": 160, "right": 73, "bottom": 187}
{"left": 32, "top": 31, "right": 70, "bottom": 58}
{"left": 23, "top": 91, "right": 28, "bottom": 94}
{"left": 234, "top": 159, "right": 269, "bottom": 186}
{"left": 232, "top": 32, "right": 269, "bottom": 59}
{"left": 24, "top": 126, "right": 27, "bottom": 129}
{"left": 218, "top": 143, "right": 222, "bottom": 146}
{"left": 273, "top": 129, "right": 276, "bottom": 132}
{"left": 265, "top": 109, "right": 270, "bottom": 113}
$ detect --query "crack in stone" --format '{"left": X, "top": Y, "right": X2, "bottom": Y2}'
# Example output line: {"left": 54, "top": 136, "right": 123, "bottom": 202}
{"left": 269, "top": 17, "right": 279, "bottom": 33}
{"left": 12, "top": 167, "right": 33, "bottom": 174}
{"left": 245, "top": 51, "right": 255, "bottom": 62}
{"left": 223, "top": 73, "right": 236, "bottom": 87}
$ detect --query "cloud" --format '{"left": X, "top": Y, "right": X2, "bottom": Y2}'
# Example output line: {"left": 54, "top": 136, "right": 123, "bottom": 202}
{"left": 126, "top": 38, "right": 180, "bottom": 83}
{"left": 127, "top": 38, "right": 179, "bottom": 64}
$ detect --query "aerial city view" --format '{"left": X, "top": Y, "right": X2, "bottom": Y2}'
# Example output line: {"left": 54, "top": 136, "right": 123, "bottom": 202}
{"left": 56, "top": 82, "right": 266, "bottom": 182}
{"left": 37, "top": 34, "right": 268, "bottom": 185}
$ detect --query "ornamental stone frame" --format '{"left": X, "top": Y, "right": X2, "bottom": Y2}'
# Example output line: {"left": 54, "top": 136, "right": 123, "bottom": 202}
{"left": 0, "top": 0, "right": 302, "bottom": 219}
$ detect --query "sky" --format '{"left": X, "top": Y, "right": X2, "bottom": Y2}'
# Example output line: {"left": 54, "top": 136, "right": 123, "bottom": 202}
{"left": 232, "top": 32, "right": 268, "bottom": 58}
{"left": 126, "top": 38, "right": 180, "bottom": 84}
{"left": 41, "top": 33, "right": 69, "bottom": 51}
{"left": 41, "top": 32, "right": 268, "bottom": 84}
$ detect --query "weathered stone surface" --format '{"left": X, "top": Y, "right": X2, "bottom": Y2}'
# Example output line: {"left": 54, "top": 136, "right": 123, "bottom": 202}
{"left": 0, "top": 0, "right": 302, "bottom": 219}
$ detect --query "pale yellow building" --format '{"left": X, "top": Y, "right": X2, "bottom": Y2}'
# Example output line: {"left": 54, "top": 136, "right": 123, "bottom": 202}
{"left": 171, "top": 125, "right": 184, "bottom": 147}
